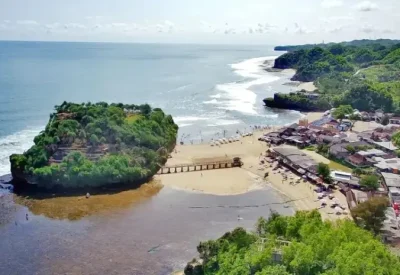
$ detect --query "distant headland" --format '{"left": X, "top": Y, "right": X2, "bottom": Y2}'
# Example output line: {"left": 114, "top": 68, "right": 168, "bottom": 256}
{"left": 265, "top": 39, "right": 400, "bottom": 112}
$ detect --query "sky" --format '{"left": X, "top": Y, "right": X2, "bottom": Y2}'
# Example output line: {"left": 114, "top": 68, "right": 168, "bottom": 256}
{"left": 0, "top": 0, "right": 398, "bottom": 45}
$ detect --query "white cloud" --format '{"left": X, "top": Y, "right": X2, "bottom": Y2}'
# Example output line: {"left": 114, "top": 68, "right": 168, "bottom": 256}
{"left": 382, "top": 28, "right": 395, "bottom": 34}
{"left": 16, "top": 20, "right": 39, "bottom": 26}
{"left": 3, "top": 20, "right": 11, "bottom": 24}
{"left": 355, "top": 1, "right": 378, "bottom": 12}
{"left": 321, "top": 0, "right": 343, "bottom": 8}
{"left": 292, "top": 23, "right": 314, "bottom": 35}
{"left": 360, "top": 24, "right": 375, "bottom": 33}
{"left": 328, "top": 26, "right": 344, "bottom": 33}
{"left": 64, "top": 23, "right": 87, "bottom": 30}
{"left": 45, "top": 22, "right": 61, "bottom": 30}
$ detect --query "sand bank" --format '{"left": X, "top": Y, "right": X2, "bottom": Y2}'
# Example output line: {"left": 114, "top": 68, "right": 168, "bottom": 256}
{"left": 158, "top": 114, "right": 350, "bottom": 221}
{"left": 297, "top": 82, "right": 317, "bottom": 92}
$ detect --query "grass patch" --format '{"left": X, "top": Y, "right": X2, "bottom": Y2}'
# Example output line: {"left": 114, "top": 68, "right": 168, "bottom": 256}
{"left": 328, "top": 160, "right": 352, "bottom": 173}
{"left": 125, "top": 114, "right": 143, "bottom": 124}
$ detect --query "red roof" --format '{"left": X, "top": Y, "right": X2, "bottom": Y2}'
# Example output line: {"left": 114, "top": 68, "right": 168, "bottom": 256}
{"left": 347, "top": 154, "right": 366, "bottom": 165}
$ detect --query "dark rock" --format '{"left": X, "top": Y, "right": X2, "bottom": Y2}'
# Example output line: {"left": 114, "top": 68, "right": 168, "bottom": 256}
{"left": 184, "top": 258, "right": 203, "bottom": 275}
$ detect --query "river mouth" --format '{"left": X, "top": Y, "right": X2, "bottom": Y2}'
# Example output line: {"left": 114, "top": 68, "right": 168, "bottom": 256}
{"left": 0, "top": 182, "right": 293, "bottom": 275}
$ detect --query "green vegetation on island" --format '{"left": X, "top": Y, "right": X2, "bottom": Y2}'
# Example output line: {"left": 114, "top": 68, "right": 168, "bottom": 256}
{"left": 265, "top": 39, "right": 400, "bottom": 112}
{"left": 184, "top": 210, "right": 400, "bottom": 275}
{"left": 10, "top": 101, "right": 178, "bottom": 189}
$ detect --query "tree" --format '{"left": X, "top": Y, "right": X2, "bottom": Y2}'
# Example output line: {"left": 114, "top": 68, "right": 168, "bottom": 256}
{"left": 317, "top": 144, "right": 329, "bottom": 155}
{"left": 345, "top": 145, "right": 356, "bottom": 154}
{"left": 359, "top": 174, "right": 380, "bottom": 190}
{"left": 351, "top": 197, "right": 389, "bottom": 235}
{"left": 333, "top": 105, "right": 354, "bottom": 121}
{"left": 352, "top": 167, "right": 363, "bottom": 176}
{"left": 186, "top": 210, "right": 400, "bottom": 275}
{"left": 381, "top": 114, "right": 390, "bottom": 125}
{"left": 393, "top": 131, "right": 400, "bottom": 147}
{"left": 317, "top": 162, "right": 333, "bottom": 184}
{"left": 348, "top": 113, "right": 360, "bottom": 131}
{"left": 89, "top": 134, "right": 100, "bottom": 146}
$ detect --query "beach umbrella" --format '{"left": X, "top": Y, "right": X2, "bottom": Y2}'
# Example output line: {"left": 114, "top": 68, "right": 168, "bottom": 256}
{"left": 317, "top": 193, "right": 324, "bottom": 199}
{"left": 335, "top": 206, "right": 342, "bottom": 214}
{"left": 320, "top": 199, "right": 327, "bottom": 206}
{"left": 210, "top": 142, "right": 215, "bottom": 147}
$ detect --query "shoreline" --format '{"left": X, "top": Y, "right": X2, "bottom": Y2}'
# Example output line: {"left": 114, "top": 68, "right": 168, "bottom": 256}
{"left": 158, "top": 111, "right": 350, "bottom": 221}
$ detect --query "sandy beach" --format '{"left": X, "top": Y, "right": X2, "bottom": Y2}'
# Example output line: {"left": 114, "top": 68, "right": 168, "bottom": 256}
{"left": 281, "top": 68, "right": 317, "bottom": 92}
{"left": 158, "top": 112, "right": 350, "bottom": 221}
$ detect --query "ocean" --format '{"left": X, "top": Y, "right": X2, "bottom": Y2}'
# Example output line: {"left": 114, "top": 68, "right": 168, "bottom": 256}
{"left": 0, "top": 41, "right": 299, "bottom": 274}
{"left": 0, "top": 41, "right": 301, "bottom": 177}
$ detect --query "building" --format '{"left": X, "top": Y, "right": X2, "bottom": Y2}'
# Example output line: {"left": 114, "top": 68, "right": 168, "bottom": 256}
{"left": 389, "top": 117, "right": 400, "bottom": 125}
{"left": 373, "top": 141, "right": 398, "bottom": 153}
{"left": 272, "top": 147, "right": 318, "bottom": 174}
{"left": 329, "top": 141, "right": 369, "bottom": 159}
{"left": 381, "top": 172, "right": 400, "bottom": 204}
{"left": 347, "top": 154, "right": 368, "bottom": 167}
{"left": 331, "top": 170, "right": 361, "bottom": 188}
{"left": 374, "top": 158, "right": 400, "bottom": 173}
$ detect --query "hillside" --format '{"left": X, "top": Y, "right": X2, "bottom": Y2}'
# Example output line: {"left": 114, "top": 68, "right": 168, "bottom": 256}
{"left": 274, "top": 39, "right": 400, "bottom": 52}
{"left": 265, "top": 40, "right": 400, "bottom": 112}
{"left": 184, "top": 210, "right": 400, "bottom": 275}
{"left": 10, "top": 101, "right": 178, "bottom": 189}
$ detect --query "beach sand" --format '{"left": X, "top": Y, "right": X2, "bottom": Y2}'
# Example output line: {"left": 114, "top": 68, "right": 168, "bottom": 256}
{"left": 352, "top": 120, "right": 381, "bottom": 132}
{"left": 281, "top": 68, "right": 317, "bottom": 92}
{"left": 158, "top": 113, "right": 350, "bottom": 221}
{"left": 297, "top": 82, "right": 317, "bottom": 92}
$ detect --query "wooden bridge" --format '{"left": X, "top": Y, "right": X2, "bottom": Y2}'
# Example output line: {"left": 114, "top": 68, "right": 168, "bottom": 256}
{"left": 157, "top": 157, "right": 243, "bottom": 175}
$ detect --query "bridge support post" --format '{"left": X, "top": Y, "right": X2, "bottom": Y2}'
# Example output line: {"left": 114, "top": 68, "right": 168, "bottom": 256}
{"left": 194, "top": 166, "right": 197, "bottom": 171}
{"left": 167, "top": 168, "right": 170, "bottom": 174}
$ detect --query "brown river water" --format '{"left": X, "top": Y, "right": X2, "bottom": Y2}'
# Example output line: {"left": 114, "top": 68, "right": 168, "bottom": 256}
{"left": 0, "top": 182, "right": 293, "bottom": 275}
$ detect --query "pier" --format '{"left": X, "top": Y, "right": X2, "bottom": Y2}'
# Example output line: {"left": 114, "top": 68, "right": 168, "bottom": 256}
{"left": 158, "top": 157, "right": 243, "bottom": 175}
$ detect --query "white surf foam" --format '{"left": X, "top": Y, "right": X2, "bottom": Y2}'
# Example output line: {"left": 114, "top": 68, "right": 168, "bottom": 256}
{"left": 213, "top": 56, "right": 280, "bottom": 115}
{"left": 178, "top": 123, "right": 193, "bottom": 128}
{"left": 203, "top": 99, "right": 220, "bottom": 105}
{"left": 0, "top": 127, "right": 43, "bottom": 176}
{"left": 206, "top": 119, "right": 241, "bottom": 127}
{"left": 174, "top": 116, "right": 209, "bottom": 123}
{"left": 210, "top": 94, "right": 222, "bottom": 99}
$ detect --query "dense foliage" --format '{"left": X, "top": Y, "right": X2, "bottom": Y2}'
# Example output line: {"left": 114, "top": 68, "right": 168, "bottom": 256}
{"left": 351, "top": 197, "right": 389, "bottom": 235}
{"left": 274, "top": 39, "right": 400, "bottom": 52}
{"left": 185, "top": 210, "right": 400, "bottom": 275}
{"left": 270, "top": 40, "right": 400, "bottom": 112}
{"left": 263, "top": 92, "right": 330, "bottom": 111}
{"left": 359, "top": 174, "right": 380, "bottom": 190}
{"left": 317, "top": 162, "right": 333, "bottom": 184}
{"left": 10, "top": 101, "right": 178, "bottom": 189}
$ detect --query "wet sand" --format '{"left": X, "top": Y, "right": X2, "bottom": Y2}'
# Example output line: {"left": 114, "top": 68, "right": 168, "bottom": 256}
{"left": 0, "top": 185, "right": 292, "bottom": 275}
{"left": 159, "top": 111, "right": 350, "bottom": 222}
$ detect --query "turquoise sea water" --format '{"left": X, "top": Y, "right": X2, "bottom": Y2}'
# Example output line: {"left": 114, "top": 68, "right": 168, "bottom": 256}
{"left": 0, "top": 41, "right": 300, "bottom": 176}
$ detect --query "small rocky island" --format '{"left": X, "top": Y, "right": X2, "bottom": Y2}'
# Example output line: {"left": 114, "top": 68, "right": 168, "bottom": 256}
{"left": 10, "top": 101, "right": 178, "bottom": 190}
